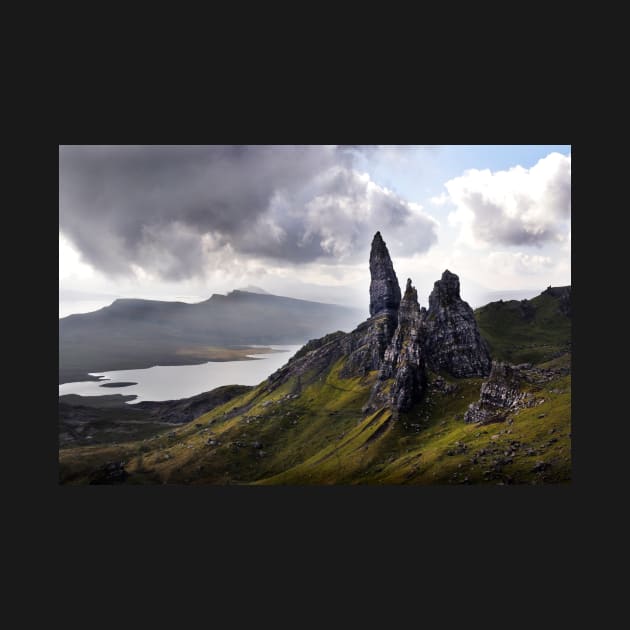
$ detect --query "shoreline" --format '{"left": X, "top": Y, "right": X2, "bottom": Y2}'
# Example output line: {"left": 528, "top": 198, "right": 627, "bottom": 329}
{"left": 59, "top": 344, "right": 295, "bottom": 385}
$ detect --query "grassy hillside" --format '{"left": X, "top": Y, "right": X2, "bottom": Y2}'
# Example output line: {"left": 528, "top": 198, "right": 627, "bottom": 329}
{"left": 59, "top": 355, "right": 570, "bottom": 485}
{"left": 59, "top": 287, "right": 571, "bottom": 485}
{"left": 475, "top": 289, "right": 571, "bottom": 364}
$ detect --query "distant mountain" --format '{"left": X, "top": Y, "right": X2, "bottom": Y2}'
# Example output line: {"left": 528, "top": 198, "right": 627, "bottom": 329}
{"left": 237, "top": 285, "right": 269, "bottom": 294}
{"left": 59, "top": 290, "right": 363, "bottom": 383}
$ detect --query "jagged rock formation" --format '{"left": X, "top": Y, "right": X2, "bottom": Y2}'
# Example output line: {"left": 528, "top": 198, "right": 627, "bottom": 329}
{"left": 59, "top": 229, "right": 573, "bottom": 486}
{"left": 369, "top": 231, "right": 401, "bottom": 316}
{"left": 263, "top": 235, "right": 493, "bottom": 419}
{"left": 340, "top": 233, "right": 401, "bottom": 377}
{"left": 424, "top": 270, "right": 492, "bottom": 377}
{"left": 366, "top": 279, "right": 426, "bottom": 414}
{"left": 464, "top": 361, "right": 535, "bottom": 424}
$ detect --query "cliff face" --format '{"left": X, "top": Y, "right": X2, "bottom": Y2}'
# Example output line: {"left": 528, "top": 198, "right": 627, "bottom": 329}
{"left": 366, "top": 279, "right": 426, "bottom": 414}
{"left": 424, "top": 270, "right": 492, "bottom": 378}
{"left": 267, "top": 233, "right": 493, "bottom": 418}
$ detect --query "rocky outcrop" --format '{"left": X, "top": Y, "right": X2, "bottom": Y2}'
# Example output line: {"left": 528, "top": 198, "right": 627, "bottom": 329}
{"left": 369, "top": 231, "right": 401, "bottom": 317}
{"left": 366, "top": 279, "right": 426, "bottom": 414}
{"left": 339, "top": 312, "right": 398, "bottom": 377}
{"left": 267, "top": 330, "right": 348, "bottom": 389}
{"left": 289, "top": 331, "right": 347, "bottom": 364}
{"left": 260, "top": 310, "right": 398, "bottom": 390}
{"left": 260, "top": 236, "right": 495, "bottom": 420}
{"left": 424, "top": 270, "right": 491, "bottom": 378}
{"left": 464, "top": 361, "right": 535, "bottom": 424}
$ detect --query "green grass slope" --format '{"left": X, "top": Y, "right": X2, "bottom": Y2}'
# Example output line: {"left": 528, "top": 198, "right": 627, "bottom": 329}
{"left": 59, "top": 287, "right": 571, "bottom": 485}
{"left": 59, "top": 357, "right": 570, "bottom": 485}
{"left": 474, "top": 289, "right": 571, "bottom": 364}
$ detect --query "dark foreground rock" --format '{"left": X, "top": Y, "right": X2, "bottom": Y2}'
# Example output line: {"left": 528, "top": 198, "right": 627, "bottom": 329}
{"left": 88, "top": 461, "right": 128, "bottom": 484}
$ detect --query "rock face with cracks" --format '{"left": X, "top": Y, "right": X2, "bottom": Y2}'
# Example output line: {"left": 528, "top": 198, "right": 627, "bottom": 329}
{"left": 366, "top": 279, "right": 426, "bottom": 414}
{"left": 338, "top": 313, "right": 398, "bottom": 378}
{"left": 266, "top": 234, "right": 492, "bottom": 418}
{"left": 340, "top": 232, "right": 401, "bottom": 377}
{"left": 369, "top": 231, "right": 401, "bottom": 317}
{"left": 464, "top": 361, "right": 535, "bottom": 424}
{"left": 423, "top": 270, "right": 492, "bottom": 378}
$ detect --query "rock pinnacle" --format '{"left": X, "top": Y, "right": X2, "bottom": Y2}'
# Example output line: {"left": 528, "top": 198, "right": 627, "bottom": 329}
{"left": 369, "top": 232, "right": 401, "bottom": 317}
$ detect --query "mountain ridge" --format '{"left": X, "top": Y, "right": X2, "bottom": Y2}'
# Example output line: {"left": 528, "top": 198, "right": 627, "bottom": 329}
{"left": 61, "top": 289, "right": 356, "bottom": 320}
{"left": 59, "top": 290, "right": 362, "bottom": 384}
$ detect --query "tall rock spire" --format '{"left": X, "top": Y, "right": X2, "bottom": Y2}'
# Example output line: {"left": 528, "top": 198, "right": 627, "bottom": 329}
{"left": 369, "top": 231, "right": 401, "bottom": 317}
{"left": 424, "top": 270, "right": 492, "bottom": 377}
{"left": 340, "top": 232, "right": 400, "bottom": 378}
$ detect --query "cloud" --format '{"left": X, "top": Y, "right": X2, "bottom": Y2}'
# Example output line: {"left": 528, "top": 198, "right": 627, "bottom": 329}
{"left": 484, "top": 251, "right": 555, "bottom": 276}
{"left": 444, "top": 152, "right": 571, "bottom": 247}
{"left": 60, "top": 146, "right": 438, "bottom": 280}
{"left": 429, "top": 193, "right": 450, "bottom": 206}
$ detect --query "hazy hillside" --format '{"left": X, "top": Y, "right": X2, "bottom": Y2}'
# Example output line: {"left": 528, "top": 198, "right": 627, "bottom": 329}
{"left": 59, "top": 290, "right": 362, "bottom": 383}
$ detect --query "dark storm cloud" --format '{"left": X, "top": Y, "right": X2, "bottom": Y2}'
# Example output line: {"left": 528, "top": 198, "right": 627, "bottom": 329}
{"left": 60, "top": 145, "right": 438, "bottom": 279}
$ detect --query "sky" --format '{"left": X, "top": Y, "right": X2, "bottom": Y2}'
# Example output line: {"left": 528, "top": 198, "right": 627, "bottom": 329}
{"left": 59, "top": 145, "right": 571, "bottom": 317}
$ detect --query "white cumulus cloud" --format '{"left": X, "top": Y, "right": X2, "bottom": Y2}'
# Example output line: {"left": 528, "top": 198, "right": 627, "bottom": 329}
{"left": 484, "top": 251, "right": 555, "bottom": 276}
{"left": 445, "top": 152, "right": 571, "bottom": 248}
